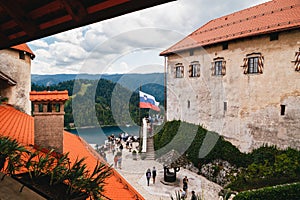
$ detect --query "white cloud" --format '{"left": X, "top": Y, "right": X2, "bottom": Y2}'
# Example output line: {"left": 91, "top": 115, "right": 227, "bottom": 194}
{"left": 28, "top": 40, "right": 48, "bottom": 48}
{"left": 53, "top": 28, "right": 85, "bottom": 45}
{"left": 29, "top": 0, "right": 269, "bottom": 75}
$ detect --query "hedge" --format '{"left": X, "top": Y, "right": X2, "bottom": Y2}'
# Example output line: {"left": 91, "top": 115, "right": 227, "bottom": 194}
{"left": 153, "top": 120, "right": 245, "bottom": 167}
{"left": 153, "top": 120, "right": 300, "bottom": 191}
{"left": 233, "top": 182, "right": 300, "bottom": 200}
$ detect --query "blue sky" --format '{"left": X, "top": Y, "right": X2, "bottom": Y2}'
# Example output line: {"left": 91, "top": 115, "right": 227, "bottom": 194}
{"left": 28, "top": 0, "right": 269, "bottom": 75}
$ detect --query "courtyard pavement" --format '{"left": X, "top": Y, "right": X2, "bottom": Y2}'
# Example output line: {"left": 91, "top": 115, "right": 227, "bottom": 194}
{"left": 104, "top": 142, "right": 222, "bottom": 200}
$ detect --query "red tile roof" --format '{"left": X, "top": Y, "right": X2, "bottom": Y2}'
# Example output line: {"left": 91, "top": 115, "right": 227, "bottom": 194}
{"left": 160, "top": 0, "right": 300, "bottom": 56}
{"left": 30, "top": 90, "right": 69, "bottom": 102}
{"left": 0, "top": 104, "right": 144, "bottom": 200}
{"left": 10, "top": 43, "right": 35, "bottom": 59}
{"left": 0, "top": 105, "right": 33, "bottom": 146}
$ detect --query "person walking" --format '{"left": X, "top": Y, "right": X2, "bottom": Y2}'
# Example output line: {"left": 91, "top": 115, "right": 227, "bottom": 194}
{"left": 146, "top": 168, "right": 151, "bottom": 186}
{"left": 190, "top": 191, "right": 197, "bottom": 200}
{"left": 183, "top": 176, "right": 188, "bottom": 193}
{"left": 180, "top": 189, "right": 186, "bottom": 199}
{"left": 152, "top": 166, "right": 157, "bottom": 184}
{"left": 113, "top": 155, "right": 118, "bottom": 168}
{"left": 117, "top": 156, "right": 122, "bottom": 169}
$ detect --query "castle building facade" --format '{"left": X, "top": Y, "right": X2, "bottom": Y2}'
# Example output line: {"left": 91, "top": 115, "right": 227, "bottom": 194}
{"left": 160, "top": 0, "right": 300, "bottom": 151}
{"left": 0, "top": 44, "right": 35, "bottom": 114}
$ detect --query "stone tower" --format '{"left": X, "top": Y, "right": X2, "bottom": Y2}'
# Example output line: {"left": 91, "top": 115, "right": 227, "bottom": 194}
{"left": 0, "top": 44, "right": 35, "bottom": 114}
{"left": 30, "top": 90, "right": 69, "bottom": 153}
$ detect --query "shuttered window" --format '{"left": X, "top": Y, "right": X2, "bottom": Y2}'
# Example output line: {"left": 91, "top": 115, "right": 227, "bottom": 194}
{"left": 294, "top": 50, "right": 300, "bottom": 72}
{"left": 175, "top": 63, "right": 184, "bottom": 78}
{"left": 242, "top": 53, "right": 264, "bottom": 74}
{"left": 188, "top": 61, "right": 200, "bottom": 77}
{"left": 212, "top": 57, "right": 226, "bottom": 76}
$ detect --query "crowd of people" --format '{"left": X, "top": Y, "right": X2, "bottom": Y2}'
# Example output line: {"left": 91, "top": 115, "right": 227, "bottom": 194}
{"left": 106, "top": 132, "right": 139, "bottom": 169}
{"left": 97, "top": 131, "right": 199, "bottom": 199}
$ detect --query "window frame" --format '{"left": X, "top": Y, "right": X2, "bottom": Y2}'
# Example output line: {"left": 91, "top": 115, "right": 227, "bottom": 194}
{"left": 175, "top": 63, "right": 184, "bottom": 78}
{"left": 189, "top": 61, "right": 200, "bottom": 77}
{"left": 242, "top": 53, "right": 264, "bottom": 74}
{"left": 212, "top": 57, "right": 226, "bottom": 76}
{"left": 248, "top": 57, "right": 259, "bottom": 74}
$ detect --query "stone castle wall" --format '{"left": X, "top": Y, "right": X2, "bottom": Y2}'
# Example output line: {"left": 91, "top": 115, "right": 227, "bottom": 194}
{"left": 0, "top": 49, "right": 31, "bottom": 114}
{"left": 166, "top": 29, "right": 300, "bottom": 152}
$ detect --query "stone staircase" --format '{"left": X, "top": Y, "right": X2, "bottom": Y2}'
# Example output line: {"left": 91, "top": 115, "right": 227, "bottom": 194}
{"left": 145, "top": 137, "right": 155, "bottom": 160}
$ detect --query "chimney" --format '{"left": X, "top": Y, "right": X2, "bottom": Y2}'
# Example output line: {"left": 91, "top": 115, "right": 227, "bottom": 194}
{"left": 30, "top": 90, "right": 69, "bottom": 153}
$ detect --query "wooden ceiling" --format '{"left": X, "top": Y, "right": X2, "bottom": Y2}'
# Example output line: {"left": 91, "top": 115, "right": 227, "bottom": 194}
{"left": 0, "top": 0, "right": 174, "bottom": 50}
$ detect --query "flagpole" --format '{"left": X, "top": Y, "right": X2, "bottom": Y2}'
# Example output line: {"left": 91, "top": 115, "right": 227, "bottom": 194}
{"left": 139, "top": 85, "right": 141, "bottom": 126}
{"left": 164, "top": 56, "right": 167, "bottom": 122}
{"left": 139, "top": 85, "right": 142, "bottom": 152}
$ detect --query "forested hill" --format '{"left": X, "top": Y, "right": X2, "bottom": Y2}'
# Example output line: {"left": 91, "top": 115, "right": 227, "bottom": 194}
{"left": 32, "top": 79, "right": 157, "bottom": 128}
{"left": 32, "top": 73, "right": 164, "bottom": 107}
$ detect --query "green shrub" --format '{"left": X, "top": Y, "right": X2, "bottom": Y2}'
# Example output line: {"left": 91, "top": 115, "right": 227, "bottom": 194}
{"left": 233, "top": 182, "right": 300, "bottom": 200}
{"left": 154, "top": 121, "right": 244, "bottom": 168}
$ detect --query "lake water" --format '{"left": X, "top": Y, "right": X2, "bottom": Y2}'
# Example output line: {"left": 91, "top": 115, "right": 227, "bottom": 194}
{"left": 69, "top": 125, "right": 140, "bottom": 145}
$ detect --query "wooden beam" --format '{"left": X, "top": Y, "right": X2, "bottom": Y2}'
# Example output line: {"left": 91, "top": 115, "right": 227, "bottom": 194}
{"left": 87, "top": 0, "right": 130, "bottom": 14}
{"left": 0, "top": 1, "right": 39, "bottom": 37}
{"left": 60, "top": 0, "right": 87, "bottom": 23}
{"left": 29, "top": 1, "right": 63, "bottom": 19}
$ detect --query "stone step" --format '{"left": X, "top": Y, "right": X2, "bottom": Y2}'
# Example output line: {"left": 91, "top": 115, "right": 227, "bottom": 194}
{"left": 145, "top": 137, "right": 155, "bottom": 160}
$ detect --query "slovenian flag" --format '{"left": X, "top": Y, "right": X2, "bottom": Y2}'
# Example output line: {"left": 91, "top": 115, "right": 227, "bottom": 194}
{"left": 139, "top": 91, "right": 160, "bottom": 112}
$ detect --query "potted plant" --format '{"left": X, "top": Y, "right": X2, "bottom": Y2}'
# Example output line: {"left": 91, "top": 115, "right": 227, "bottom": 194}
{"left": 132, "top": 150, "right": 137, "bottom": 160}
{"left": 0, "top": 136, "right": 28, "bottom": 176}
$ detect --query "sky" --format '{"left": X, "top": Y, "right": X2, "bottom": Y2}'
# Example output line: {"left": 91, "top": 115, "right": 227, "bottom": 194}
{"left": 28, "top": 0, "right": 269, "bottom": 75}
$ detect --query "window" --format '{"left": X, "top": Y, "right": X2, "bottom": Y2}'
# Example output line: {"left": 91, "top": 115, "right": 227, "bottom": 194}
{"left": 222, "top": 42, "right": 228, "bottom": 50}
{"left": 270, "top": 33, "right": 279, "bottom": 41}
{"left": 224, "top": 102, "right": 227, "bottom": 112}
{"left": 47, "top": 103, "right": 52, "bottom": 112}
{"left": 293, "top": 49, "right": 300, "bottom": 72}
{"left": 248, "top": 57, "right": 259, "bottom": 73}
{"left": 212, "top": 57, "right": 226, "bottom": 76}
{"left": 189, "top": 61, "right": 200, "bottom": 77}
{"left": 280, "top": 105, "right": 286, "bottom": 116}
{"left": 175, "top": 63, "right": 184, "bottom": 78}
{"left": 187, "top": 100, "right": 190, "bottom": 109}
{"left": 189, "top": 50, "right": 194, "bottom": 56}
{"left": 242, "top": 53, "right": 264, "bottom": 74}
{"left": 19, "top": 51, "right": 25, "bottom": 60}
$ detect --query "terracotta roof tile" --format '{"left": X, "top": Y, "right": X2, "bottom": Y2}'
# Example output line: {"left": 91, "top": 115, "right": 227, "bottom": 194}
{"left": 0, "top": 104, "right": 34, "bottom": 146}
{"left": 30, "top": 90, "right": 69, "bottom": 102}
{"left": 0, "top": 105, "right": 144, "bottom": 200}
{"left": 10, "top": 43, "right": 35, "bottom": 59}
{"left": 160, "top": 0, "right": 300, "bottom": 55}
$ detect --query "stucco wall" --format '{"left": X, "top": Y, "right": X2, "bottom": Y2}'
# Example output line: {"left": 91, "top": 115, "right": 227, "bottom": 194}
{"left": 0, "top": 49, "right": 31, "bottom": 114}
{"left": 166, "top": 29, "right": 300, "bottom": 152}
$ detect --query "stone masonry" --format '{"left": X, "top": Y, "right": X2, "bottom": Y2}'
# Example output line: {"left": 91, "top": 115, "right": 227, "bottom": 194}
{"left": 166, "top": 29, "right": 300, "bottom": 152}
